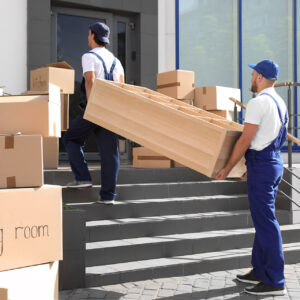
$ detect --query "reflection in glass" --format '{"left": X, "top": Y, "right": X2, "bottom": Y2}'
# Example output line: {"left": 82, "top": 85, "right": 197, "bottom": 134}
{"left": 242, "top": 0, "right": 293, "bottom": 107}
{"left": 118, "top": 22, "right": 126, "bottom": 71}
{"left": 179, "top": 0, "right": 238, "bottom": 88}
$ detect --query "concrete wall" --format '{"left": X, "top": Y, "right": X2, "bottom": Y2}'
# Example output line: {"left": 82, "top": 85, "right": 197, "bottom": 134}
{"left": 0, "top": 1, "right": 27, "bottom": 94}
{"left": 158, "top": 0, "right": 176, "bottom": 73}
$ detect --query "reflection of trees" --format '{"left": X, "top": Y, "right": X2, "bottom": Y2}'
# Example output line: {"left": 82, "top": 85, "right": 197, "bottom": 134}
{"left": 180, "top": 3, "right": 236, "bottom": 88}
{"left": 242, "top": 0, "right": 293, "bottom": 105}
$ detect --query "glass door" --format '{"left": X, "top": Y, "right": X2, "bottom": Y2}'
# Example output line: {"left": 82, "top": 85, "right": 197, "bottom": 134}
{"left": 51, "top": 7, "right": 136, "bottom": 162}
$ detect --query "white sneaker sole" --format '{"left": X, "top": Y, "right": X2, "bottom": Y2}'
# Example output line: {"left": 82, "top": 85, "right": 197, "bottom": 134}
{"left": 96, "top": 200, "right": 115, "bottom": 205}
{"left": 245, "top": 288, "right": 286, "bottom": 296}
{"left": 66, "top": 184, "right": 92, "bottom": 188}
{"left": 236, "top": 277, "right": 260, "bottom": 284}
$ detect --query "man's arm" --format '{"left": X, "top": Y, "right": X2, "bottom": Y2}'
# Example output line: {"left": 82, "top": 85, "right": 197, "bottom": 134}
{"left": 119, "top": 74, "right": 125, "bottom": 83}
{"left": 84, "top": 71, "right": 96, "bottom": 101}
{"left": 215, "top": 123, "right": 258, "bottom": 180}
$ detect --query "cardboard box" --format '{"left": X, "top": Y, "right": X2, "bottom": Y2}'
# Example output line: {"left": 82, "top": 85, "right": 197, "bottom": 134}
{"left": 0, "top": 261, "right": 59, "bottom": 300}
{"left": 157, "top": 70, "right": 194, "bottom": 100}
{"left": 0, "top": 289, "right": 7, "bottom": 300}
{"left": 0, "top": 135, "right": 43, "bottom": 188}
{"left": 84, "top": 80, "right": 246, "bottom": 178}
{"left": 208, "top": 110, "right": 233, "bottom": 121}
{"left": 30, "top": 61, "right": 75, "bottom": 94}
{"left": 61, "top": 94, "right": 69, "bottom": 131}
{"left": 171, "top": 161, "right": 185, "bottom": 168}
{"left": 0, "top": 185, "right": 62, "bottom": 271}
{"left": 22, "top": 90, "right": 69, "bottom": 131}
{"left": 43, "top": 137, "right": 59, "bottom": 169}
{"left": 194, "top": 86, "right": 241, "bottom": 111}
{"left": 133, "top": 147, "right": 171, "bottom": 169}
{"left": 0, "top": 84, "right": 61, "bottom": 137}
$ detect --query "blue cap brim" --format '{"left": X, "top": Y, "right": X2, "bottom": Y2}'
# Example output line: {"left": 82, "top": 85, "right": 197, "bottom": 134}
{"left": 248, "top": 64, "right": 256, "bottom": 69}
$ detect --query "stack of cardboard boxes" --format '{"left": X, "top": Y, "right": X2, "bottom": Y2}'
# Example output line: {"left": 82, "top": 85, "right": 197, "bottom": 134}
{"left": 0, "top": 62, "right": 74, "bottom": 300}
{"left": 157, "top": 69, "right": 241, "bottom": 122}
{"left": 29, "top": 62, "right": 74, "bottom": 169}
{"left": 147, "top": 69, "right": 241, "bottom": 169}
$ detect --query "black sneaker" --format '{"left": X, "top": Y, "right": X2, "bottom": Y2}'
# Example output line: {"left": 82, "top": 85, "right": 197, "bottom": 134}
{"left": 245, "top": 282, "right": 286, "bottom": 296}
{"left": 236, "top": 271, "right": 261, "bottom": 284}
{"left": 96, "top": 197, "right": 115, "bottom": 205}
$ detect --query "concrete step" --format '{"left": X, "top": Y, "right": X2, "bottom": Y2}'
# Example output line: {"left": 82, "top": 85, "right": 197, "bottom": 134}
{"left": 45, "top": 166, "right": 209, "bottom": 185}
{"left": 62, "top": 180, "right": 247, "bottom": 203}
{"left": 86, "top": 222, "right": 298, "bottom": 268}
{"left": 68, "top": 194, "right": 250, "bottom": 221}
{"left": 85, "top": 241, "right": 300, "bottom": 287}
{"left": 86, "top": 224, "right": 300, "bottom": 267}
{"left": 85, "top": 210, "right": 290, "bottom": 242}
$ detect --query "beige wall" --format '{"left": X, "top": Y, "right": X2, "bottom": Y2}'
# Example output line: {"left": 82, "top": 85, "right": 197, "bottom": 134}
{"left": 0, "top": 1, "right": 27, "bottom": 94}
{"left": 158, "top": 0, "right": 176, "bottom": 73}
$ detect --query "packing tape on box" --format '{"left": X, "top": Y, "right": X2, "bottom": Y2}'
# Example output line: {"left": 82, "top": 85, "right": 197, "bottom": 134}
{"left": 0, "top": 288, "right": 8, "bottom": 300}
{"left": 203, "top": 87, "right": 206, "bottom": 95}
{"left": 157, "top": 82, "right": 181, "bottom": 89}
{"left": 137, "top": 156, "right": 169, "bottom": 160}
{"left": 6, "top": 176, "right": 16, "bottom": 188}
{"left": 4, "top": 136, "right": 14, "bottom": 149}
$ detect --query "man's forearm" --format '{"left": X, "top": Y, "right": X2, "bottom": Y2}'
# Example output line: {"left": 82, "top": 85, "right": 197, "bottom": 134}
{"left": 85, "top": 80, "right": 94, "bottom": 101}
{"left": 223, "top": 137, "right": 250, "bottom": 173}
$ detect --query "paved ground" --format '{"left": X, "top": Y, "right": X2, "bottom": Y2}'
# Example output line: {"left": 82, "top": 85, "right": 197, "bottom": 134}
{"left": 59, "top": 264, "right": 300, "bottom": 300}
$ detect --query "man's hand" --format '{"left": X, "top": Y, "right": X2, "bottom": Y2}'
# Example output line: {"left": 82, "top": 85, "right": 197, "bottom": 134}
{"left": 214, "top": 122, "right": 258, "bottom": 181}
{"left": 215, "top": 167, "right": 230, "bottom": 180}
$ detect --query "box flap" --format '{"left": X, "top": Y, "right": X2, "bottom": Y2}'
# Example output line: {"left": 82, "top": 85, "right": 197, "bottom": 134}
{"left": 47, "top": 61, "right": 74, "bottom": 70}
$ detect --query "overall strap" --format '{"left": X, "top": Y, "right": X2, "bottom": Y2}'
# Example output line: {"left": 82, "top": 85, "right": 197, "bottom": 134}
{"left": 260, "top": 92, "right": 288, "bottom": 125}
{"left": 109, "top": 58, "right": 117, "bottom": 80}
{"left": 88, "top": 51, "right": 109, "bottom": 78}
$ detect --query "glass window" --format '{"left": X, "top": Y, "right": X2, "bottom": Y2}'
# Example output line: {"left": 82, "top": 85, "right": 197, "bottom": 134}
{"left": 242, "top": 0, "right": 293, "bottom": 109}
{"left": 179, "top": 0, "right": 238, "bottom": 88}
{"left": 117, "top": 22, "right": 126, "bottom": 72}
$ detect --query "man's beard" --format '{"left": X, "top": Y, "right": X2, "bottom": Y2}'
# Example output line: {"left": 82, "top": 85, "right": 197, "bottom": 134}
{"left": 251, "top": 81, "right": 258, "bottom": 93}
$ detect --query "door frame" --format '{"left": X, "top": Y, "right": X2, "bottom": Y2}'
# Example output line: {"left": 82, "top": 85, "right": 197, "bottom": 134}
{"left": 51, "top": 6, "right": 133, "bottom": 163}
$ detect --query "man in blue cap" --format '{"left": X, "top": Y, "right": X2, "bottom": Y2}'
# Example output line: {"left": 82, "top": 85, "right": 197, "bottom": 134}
{"left": 63, "top": 22, "right": 124, "bottom": 205}
{"left": 215, "top": 59, "right": 288, "bottom": 296}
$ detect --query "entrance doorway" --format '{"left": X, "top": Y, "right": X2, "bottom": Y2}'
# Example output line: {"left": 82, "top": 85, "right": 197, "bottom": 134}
{"left": 51, "top": 7, "right": 139, "bottom": 162}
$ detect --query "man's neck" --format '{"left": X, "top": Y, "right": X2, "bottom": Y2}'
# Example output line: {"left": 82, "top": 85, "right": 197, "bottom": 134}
{"left": 257, "top": 85, "right": 274, "bottom": 93}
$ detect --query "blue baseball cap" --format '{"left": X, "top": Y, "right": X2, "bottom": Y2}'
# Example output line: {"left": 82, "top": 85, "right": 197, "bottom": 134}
{"left": 89, "top": 22, "right": 110, "bottom": 44}
{"left": 248, "top": 59, "right": 279, "bottom": 80}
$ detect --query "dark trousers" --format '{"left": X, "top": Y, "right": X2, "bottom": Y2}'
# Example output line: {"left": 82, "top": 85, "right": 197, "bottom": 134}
{"left": 246, "top": 152, "right": 285, "bottom": 288}
{"left": 62, "top": 113, "right": 120, "bottom": 200}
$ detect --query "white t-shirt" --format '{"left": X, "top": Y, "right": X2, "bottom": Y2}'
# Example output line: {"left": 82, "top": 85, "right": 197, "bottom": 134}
{"left": 82, "top": 47, "right": 124, "bottom": 82}
{"left": 245, "top": 87, "right": 288, "bottom": 151}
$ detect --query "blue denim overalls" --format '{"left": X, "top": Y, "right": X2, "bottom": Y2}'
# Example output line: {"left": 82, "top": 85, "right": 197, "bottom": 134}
{"left": 245, "top": 93, "right": 288, "bottom": 288}
{"left": 62, "top": 52, "right": 120, "bottom": 200}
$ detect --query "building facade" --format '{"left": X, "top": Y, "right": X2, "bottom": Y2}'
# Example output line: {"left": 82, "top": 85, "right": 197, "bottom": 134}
{"left": 1, "top": 0, "right": 299, "bottom": 157}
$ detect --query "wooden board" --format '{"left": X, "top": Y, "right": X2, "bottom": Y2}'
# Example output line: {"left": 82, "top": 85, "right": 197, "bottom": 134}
{"left": 84, "top": 80, "right": 246, "bottom": 178}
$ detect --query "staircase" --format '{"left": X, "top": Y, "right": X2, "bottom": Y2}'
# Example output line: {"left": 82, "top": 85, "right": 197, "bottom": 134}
{"left": 45, "top": 165, "right": 300, "bottom": 287}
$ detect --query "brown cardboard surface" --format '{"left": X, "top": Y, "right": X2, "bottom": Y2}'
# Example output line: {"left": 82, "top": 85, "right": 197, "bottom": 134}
{"left": 22, "top": 90, "right": 69, "bottom": 131}
{"left": 43, "top": 137, "right": 59, "bottom": 169}
{"left": 84, "top": 80, "right": 246, "bottom": 178}
{"left": 133, "top": 159, "right": 172, "bottom": 168}
{"left": 0, "top": 289, "right": 8, "bottom": 300}
{"left": 0, "top": 261, "right": 59, "bottom": 300}
{"left": 208, "top": 110, "right": 233, "bottom": 121}
{"left": 0, "top": 135, "right": 43, "bottom": 188}
{"left": 30, "top": 61, "right": 75, "bottom": 94}
{"left": 157, "top": 70, "right": 194, "bottom": 99}
{"left": 0, "top": 85, "right": 61, "bottom": 137}
{"left": 61, "top": 94, "right": 69, "bottom": 131}
{"left": 194, "top": 86, "right": 241, "bottom": 111}
{"left": 133, "top": 147, "right": 171, "bottom": 168}
{"left": 0, "top": 185, "right": 62, "bottom": 271}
